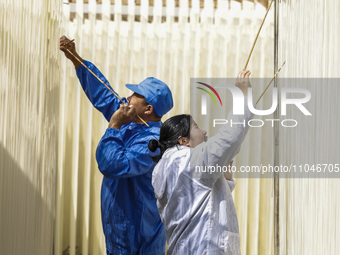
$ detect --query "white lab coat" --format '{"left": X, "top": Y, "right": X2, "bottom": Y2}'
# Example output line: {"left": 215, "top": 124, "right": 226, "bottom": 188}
{"left": 152, "top": 103, "right": 253, "bottom": 255}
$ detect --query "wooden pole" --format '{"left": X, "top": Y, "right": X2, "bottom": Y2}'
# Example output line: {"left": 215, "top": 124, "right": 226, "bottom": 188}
{"left": 274, "top": 0, "right": 280, "bottom": 254}
{"left": 244, "top": 0, "right": 275, "bottom": 70}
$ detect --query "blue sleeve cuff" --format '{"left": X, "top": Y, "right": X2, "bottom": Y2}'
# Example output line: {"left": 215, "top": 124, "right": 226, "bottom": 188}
{"left": 104, "top": 127, "right": 122, "bottom": 138}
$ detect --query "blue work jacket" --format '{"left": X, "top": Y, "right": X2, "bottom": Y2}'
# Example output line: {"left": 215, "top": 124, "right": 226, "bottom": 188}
{"left": 76, "top": 61, "right": 166, "bottom": 254}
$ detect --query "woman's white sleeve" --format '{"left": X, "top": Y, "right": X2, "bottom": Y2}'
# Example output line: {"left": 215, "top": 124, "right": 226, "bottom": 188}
{"left": 190, "top": 99, "right": 254, "bottom": 187}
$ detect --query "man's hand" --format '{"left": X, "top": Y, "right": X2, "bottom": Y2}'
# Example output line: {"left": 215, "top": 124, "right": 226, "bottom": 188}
{"left": 59, "top": 35, "right": 83, "bottom": 68}
{"left": 235, "top": 70, "right": 251, "bottom": 95}
{"left": 108, "top": 104, "right": 137, "bottom": 129}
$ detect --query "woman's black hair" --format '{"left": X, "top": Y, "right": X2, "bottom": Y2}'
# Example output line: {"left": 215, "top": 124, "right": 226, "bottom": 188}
{"left": 148, "top": 114, "right": 191, "bottom": 162}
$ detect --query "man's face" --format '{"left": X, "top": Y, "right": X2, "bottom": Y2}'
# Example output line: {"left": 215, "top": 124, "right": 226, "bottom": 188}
{"left": 127, "top": 92, "right": 149, "bottom": 120}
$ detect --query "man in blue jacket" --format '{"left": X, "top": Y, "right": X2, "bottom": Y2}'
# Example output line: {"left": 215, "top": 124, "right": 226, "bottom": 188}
{"left": 60, "top": 35, "right": 173, "bottom": 255}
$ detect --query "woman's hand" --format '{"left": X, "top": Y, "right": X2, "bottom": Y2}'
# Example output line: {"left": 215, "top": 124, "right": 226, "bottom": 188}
{"left": 224, "top": 160, "right": 234, "bottom": 181}
{"left": 235, "top": 70, "right": 251, "bottom": 95}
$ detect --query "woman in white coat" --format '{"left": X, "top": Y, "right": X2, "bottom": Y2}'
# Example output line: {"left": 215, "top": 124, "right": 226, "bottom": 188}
{"left": 148, "top": 70, "right": 253, "bottom": 255}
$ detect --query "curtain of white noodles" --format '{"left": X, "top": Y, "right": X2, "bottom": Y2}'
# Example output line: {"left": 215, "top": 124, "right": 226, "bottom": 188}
{"left": 0, "top": 0, "right": 61, "bottom": 255}
{"left": 57, "top": 0, "right": 275, "bottom": 254}
{"left": 278, "top": 1, "right": 340, "bottom": 254}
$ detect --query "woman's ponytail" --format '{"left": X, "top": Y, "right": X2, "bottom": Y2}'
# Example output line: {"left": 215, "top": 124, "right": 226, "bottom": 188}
{"left": 149, "top": 114, "right": 191, "bottom": 163}
{"left": 148, "top": 139, "right": 160, "bottom": 152}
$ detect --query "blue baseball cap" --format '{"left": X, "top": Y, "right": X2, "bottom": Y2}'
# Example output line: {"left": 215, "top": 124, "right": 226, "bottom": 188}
{"left": 125, "top": 77, "right": 173, "bottom": 117}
